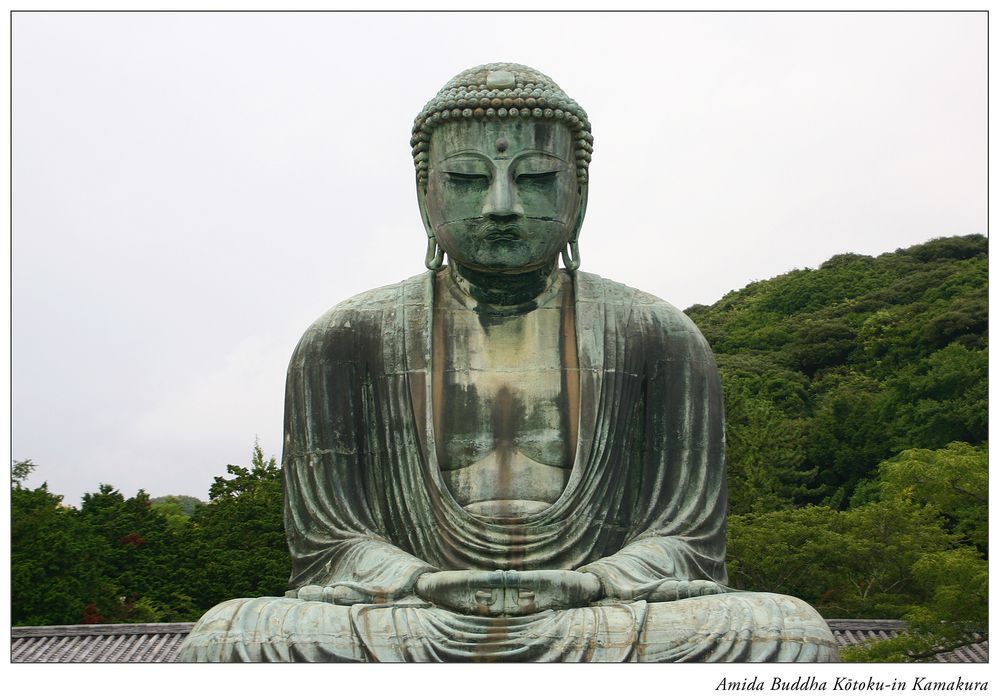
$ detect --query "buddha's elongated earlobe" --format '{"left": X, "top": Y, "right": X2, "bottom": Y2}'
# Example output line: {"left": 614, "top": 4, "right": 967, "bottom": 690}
{"left": 563, "top": 182, "right": 587, "bottom": 272}
{"left": 561, "top": 239, "right": 580, "bottom": 272}
{"left": 425, "top": 235, "right": 444, "bottom": 271}
{"left": 418, "top": 176, "right": 444, "bottom": 271}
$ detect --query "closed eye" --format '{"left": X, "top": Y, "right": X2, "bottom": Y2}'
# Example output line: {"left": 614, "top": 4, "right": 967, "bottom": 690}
{"left": 515, "top": 171, "right": 558, "bottom": 183}
{"left": 445, "top": 172, "right": 489, "bottom": 183}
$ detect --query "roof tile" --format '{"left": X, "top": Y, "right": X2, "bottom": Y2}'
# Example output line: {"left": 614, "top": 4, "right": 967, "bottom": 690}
{"left": 10, "top": 620, "right": 987, "bottom": 663}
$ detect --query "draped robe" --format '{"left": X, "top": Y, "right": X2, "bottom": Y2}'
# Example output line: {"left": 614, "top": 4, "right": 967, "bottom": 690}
{"left": 179, "top": 270, "right": 839, "bottom": 662}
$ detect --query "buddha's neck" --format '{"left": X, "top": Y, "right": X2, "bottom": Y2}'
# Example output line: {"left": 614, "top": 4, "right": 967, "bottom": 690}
{"left": 449, "top": 261, "right": 559, "bottom": 308}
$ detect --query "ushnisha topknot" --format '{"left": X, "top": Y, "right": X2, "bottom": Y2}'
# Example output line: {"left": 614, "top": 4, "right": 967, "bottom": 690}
{"left": 411, "top": 62, "right": 594, "bottom": 188}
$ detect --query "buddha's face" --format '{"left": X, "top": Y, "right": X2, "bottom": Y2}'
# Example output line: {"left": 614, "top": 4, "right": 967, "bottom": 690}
{"left": 422, "top": 119, "right": 583, "bottom": 273}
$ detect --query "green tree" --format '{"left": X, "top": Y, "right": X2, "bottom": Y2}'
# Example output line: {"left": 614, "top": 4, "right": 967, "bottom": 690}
{"left": 806, "top": 373, "right": 892, "bottom": 507}
{"left": 151, "top": 495, "right": 205, "bottom": 533}
{"left": 726, "top": 506, "right": 848, "bottom": 606}
{"left": 839, "top": 443, "right": 989, "bottom": 661}
{"left": 11, "top": 464, "right": 116, "bottom": 626}
{"left": 12, "top": 458, "right": 36, "bottom": 486}
{"left": 151, "top": 494, "right": 205, "bottom": 516}
{"left": 842, "top": 548, "right": 987, "bottom": 662}
{"left": 78, "top": 484, "right": 184, "bottom": 622}
{"left": 877, "top": 442, "right": 987, "bottom": 553}
{"left": 184, "top": 441, "right": 289, "bottom": 610}
{"left": 834, "top": 500, "right": 954, "bottom": 618}
{"left": 885, "top": 345, "right": 988, "bottom": 451}
{"left": 723, "top": 383, "right": 815, "bottom": 514}
{"left": 727, "top": 499, "right": 954, "bottom": 620}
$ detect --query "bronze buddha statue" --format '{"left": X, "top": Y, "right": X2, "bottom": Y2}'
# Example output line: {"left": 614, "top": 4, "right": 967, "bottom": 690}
{"left": 179, "top": 63, "right": 839, "bottom": 662}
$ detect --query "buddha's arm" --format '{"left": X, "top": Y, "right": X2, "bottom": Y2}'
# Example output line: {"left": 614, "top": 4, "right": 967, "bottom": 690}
{"left": 289, "top": 565, "right": 602, "bottom": 615}
{"left": 283, "top": 306, "right": 439, "bottom": 604}
{"left": 285, "top": 536, "right": 437, "bottom": 604}
{"left": 576, "top": 538, "right": 728, "bottom": 603}
{"left": 574, "top": 298, "right": 730, "bottom": 604}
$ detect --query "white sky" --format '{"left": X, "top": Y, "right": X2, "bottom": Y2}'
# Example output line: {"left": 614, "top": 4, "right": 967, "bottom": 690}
{"left": 11, "top": 11, "right": 986, "bottom": 506}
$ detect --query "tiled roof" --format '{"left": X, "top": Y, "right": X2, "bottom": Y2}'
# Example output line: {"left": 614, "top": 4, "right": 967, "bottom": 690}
{"left": 829, "top": 619, "right": 989, "bottom": 663}
{"left": 11, "top": 622, "right": 194, "bottom": 663}
{"left": 11, "top": 619, "right": 987, "bottom": 663}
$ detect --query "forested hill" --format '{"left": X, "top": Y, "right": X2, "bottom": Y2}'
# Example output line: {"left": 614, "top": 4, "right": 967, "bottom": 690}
{"left": 685, "top": 234, "right": 987, "bottom": 512}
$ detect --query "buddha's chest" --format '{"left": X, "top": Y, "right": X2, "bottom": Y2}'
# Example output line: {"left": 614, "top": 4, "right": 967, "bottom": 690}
{"left": 432, "top": 279, "right": 578, "bottom": 518}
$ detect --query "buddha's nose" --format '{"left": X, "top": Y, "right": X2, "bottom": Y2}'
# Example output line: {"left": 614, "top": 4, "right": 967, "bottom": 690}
{"left": 482, "top": 174, "right": 524, "bottom": 220}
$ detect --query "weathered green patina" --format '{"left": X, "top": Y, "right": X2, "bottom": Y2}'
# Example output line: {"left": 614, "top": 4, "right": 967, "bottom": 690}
{"left": 179, "top": 63, "right": 839, "bottom": 662}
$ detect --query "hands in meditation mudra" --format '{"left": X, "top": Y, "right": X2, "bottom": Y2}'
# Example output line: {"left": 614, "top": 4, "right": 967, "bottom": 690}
{"left": 180, "top": 63, "right": 839, "bottom": 662}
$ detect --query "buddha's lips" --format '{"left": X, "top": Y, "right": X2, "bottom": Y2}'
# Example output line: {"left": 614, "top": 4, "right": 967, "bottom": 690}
{"left": 483, "top": 226, "right": 521, "bottom": 242}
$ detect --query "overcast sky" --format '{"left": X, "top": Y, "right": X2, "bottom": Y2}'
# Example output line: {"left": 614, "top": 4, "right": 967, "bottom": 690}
{"left": 11, "top": 11, "right": 986, "bottom": 506}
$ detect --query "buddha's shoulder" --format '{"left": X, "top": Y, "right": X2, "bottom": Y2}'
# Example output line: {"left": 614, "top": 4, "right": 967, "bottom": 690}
{"left": 295, "top": 273, "right": 430, "bottom": 345}
{"left": 576, "top": 272, "right": 707, "bottom": 343}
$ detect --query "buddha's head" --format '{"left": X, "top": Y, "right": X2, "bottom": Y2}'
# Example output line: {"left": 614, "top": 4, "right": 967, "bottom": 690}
{"left": 412, "top": 63, "right": 593, "bottom": 274}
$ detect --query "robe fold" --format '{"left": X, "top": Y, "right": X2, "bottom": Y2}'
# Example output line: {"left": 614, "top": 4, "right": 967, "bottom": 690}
{"left": 179, "top": 270, "right": 839, "bottom": 662}
{"left": 283, "top": 270, "right": 726, "bottom": 597}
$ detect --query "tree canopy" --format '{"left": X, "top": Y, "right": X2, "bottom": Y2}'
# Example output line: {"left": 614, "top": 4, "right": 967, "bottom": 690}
{"left": 686, "top": 234, "right": 987, "bottom": 510}
{"left": 11, "top": 444, "right": 290, "bottom": 625}
{"left": 689, "top": 235, "right": 988, "bottom": 660}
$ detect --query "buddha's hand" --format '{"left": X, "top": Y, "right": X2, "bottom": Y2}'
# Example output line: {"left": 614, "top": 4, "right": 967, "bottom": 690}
{"left": 647, "top": 579, "right": 727, "bottom": 602}
{"left": 292, "top": 585, "right": 371, "bottom": 605}
{"left": 508, "top": 570, "right": 603, "bottom": 615}
{"left": 414, "top": 570, "right": 505, "bottom": 615}
{"left": 415, "top": 569, "right": 602, "bottom": 617}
